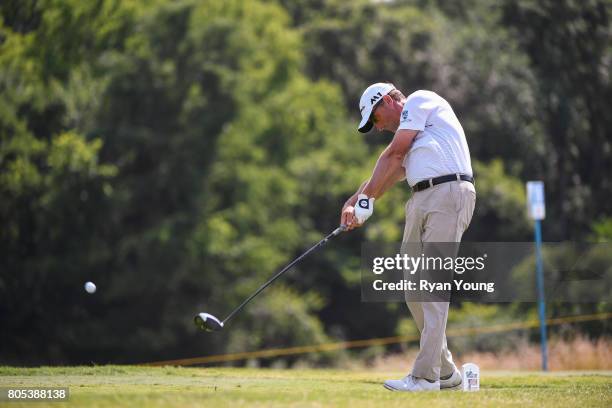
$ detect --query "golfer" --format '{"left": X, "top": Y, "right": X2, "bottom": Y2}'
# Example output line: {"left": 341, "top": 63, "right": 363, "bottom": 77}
{"left": 340, "top": 83, "right": 476, "bottom": 391}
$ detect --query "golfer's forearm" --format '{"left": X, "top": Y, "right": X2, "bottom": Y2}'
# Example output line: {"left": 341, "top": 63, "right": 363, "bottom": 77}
{"left": 381, "top": 167, "right": 404, "bottom": 194}
{"left": 362, "top": 149, "right": 404, "bottom": 199}
{"left": 343, "top": 180, "right": 369, "bottom": 208}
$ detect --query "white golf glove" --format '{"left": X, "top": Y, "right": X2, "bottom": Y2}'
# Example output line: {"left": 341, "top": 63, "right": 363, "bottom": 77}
{"left": 354, "top": 194, "right": 375, "bottom": 224}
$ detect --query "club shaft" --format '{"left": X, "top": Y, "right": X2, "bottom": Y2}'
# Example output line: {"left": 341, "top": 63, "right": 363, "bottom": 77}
{"left": 222, "top": 226, "right": 345, "bottom": 325}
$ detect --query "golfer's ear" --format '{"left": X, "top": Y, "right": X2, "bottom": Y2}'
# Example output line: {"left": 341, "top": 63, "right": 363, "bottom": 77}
{"left": 382, "top": 94, "right": 393, "bottom": 105}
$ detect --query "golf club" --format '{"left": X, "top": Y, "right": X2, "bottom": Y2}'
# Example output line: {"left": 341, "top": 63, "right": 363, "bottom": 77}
{"left": 194, "top": 224, "right": 347, "bottom": 332}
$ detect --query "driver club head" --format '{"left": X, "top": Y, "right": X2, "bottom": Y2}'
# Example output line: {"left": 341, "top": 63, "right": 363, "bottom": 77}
{"left": 194, "top": 312, "right": 224, "bottom": 332}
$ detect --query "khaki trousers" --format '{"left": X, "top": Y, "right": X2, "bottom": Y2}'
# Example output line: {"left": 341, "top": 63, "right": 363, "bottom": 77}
{"left": 401, "top": 180, "right": 476, "bottom": 380}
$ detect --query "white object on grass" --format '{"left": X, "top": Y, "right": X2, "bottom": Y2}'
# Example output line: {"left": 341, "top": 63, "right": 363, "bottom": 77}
{"left": 462, "top": 363, "right": 480, "bottom": 391}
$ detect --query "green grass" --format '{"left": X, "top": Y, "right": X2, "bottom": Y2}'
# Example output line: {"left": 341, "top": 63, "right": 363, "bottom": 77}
{"left": 0, "top": 366, "right": 610, "bottom": 407}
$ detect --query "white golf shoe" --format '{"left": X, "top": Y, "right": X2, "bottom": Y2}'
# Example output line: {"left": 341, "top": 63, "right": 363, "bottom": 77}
{"left": 440, "top": 369, "right": 462, "bottom": 390}
{"left": 383, "top": 375, "right": 440, "bottom": 392}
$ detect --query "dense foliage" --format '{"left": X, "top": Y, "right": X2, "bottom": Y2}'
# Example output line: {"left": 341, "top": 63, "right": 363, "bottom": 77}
{"left": 1, "top": 0, "right": 610, "bottom": 365}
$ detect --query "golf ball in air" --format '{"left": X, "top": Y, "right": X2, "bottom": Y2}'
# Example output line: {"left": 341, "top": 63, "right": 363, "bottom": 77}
{"left": 84, "top": 281, "right": 96, "bottom": 294}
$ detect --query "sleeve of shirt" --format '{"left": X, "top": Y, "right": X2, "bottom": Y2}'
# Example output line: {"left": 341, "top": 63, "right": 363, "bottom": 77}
{"left": 397, "top": 91, "right": 438, "bottom": 131}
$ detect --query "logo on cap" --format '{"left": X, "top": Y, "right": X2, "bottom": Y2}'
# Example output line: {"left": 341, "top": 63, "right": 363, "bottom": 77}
{"left": 370, "top": 92, "right": 383, "bottom": 105}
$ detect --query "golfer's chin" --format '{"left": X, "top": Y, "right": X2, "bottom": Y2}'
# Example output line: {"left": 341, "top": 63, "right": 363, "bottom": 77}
{"left": 385, "top": 124, "right": 400, "bottom": 133}
{"left": 373, "top": 122, "right": 398, "bottom": 133}
{"left": 382, "top": 126, "right": 399, "bottom": 134}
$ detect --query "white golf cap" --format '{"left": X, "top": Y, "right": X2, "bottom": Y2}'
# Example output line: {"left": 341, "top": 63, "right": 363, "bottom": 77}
{"left": 357, "top": 82, "right": 396, "bottom": 133}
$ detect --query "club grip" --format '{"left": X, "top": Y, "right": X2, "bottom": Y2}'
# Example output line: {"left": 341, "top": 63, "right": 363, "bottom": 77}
{"left": 332, "top": 224, "right": 348, "bottom": 236}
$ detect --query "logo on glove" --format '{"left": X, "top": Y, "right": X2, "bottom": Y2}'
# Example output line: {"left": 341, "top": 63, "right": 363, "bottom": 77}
{"left": 355, "top": 194, "right": 374, "bottom": 224}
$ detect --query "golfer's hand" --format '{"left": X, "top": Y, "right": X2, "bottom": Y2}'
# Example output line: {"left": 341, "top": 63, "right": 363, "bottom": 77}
{"left": 341, "top": 205, "right": 361, "bottom": 231}
{"left": 354, "top": 194, "right": 374, "bottom": 224}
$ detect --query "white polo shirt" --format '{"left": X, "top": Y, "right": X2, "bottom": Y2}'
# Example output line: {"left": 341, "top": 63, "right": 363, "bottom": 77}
{"left": 398, "top": 90, "right": 473, "bottom": 187}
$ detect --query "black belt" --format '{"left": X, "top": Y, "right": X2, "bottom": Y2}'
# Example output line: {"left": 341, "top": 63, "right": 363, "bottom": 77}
{"left": 411, "top": 173, "right": 474, "bottom": 192}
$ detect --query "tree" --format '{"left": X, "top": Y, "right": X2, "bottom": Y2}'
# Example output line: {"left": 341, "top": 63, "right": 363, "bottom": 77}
{"left": 503, "top": 0, "right": 612, "bottom": 239}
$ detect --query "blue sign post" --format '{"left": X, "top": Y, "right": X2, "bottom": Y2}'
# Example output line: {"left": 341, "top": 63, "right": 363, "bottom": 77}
{"left": 526, "top": 181, "right": 547, "bottom": 371}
